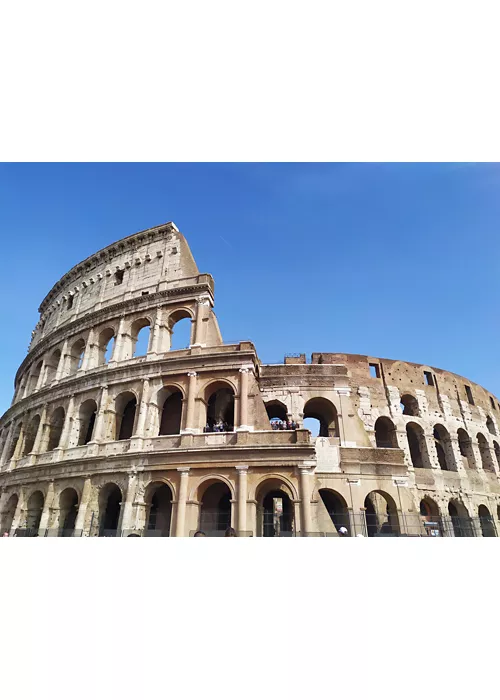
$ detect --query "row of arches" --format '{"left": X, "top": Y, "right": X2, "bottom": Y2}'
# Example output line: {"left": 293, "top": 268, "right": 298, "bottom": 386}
{"left": 419, "top": 497, "right": 497, "bottom": 537}
{"left": 16, "top": 311, "right": 193, "bottom": 402}
{"left": 374, "top": 417, "right": 499, "bottom": 472}
{"left": 400, "top": 393, "right": 497, "bottom": 437}
{"left": 265, "top": 397, "right": 339, "bottom": 436}
{"left": 1, "top": 488, "right": 79, "bottom": 535}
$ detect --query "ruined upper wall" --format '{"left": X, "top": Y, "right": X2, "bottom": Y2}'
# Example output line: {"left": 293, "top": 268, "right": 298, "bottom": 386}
{"left": 29, "top": 222, "right": 211, "bottom": 351}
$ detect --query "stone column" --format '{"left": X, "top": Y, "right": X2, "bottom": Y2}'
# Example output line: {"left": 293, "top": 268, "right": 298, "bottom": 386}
{"left": 133, "top": 378, "right": 150, "bottom": 438}
{"left": 237, "top": 367, "right": 251, "bottom": 431}
{"left": 80, "top": 328, "right": 96, "bottom": 371}
{"left": 299, "top": 468, "right": 313, "bottom": 536}
{"left": 174, "top": 468, "right": 190, "bottom": 536}
{"left": 74, "top": 477, "right": 92, "bottom": 535}
{"left": 38, "top": 482, "right": 55, "bottom": 534}
{"left": 192, "top": 297, "right": 210, "bottom": 347}
{"left": 110, "top": 316, "right": 126, "bottom": 363}
{"left": 55, "top": 339, "right": 69, "bottom": 380}
{"left": 149, "top": 307, "right": 164, "bottom": 356}
{"left": 0, "top": 424, "right": 14, "bottom": 465}
{"left": 450, "top": 435, "right": 467, "bottom": 473}
{"left": 91, "top": 386, "right": 109, "bottom": 443}
{"left": 119, "top": 472, "right": 138, "bottom": 534}
{"left": 56, "top": 395, "right": 75, "bottom": 452}
{"left": 34, "top": 362, "right": 46, "bottom": 392}
{"left": 31, "top": 404, "right": 48, "bottom": 455}
{"left": 236, "top": 465, "right": 248, "bottom": 534}
{"left": 183, "top": 372, "right": 198, "bottom": 433}
{"left": 11, "top": 423, "right": 25, "bottom": 461}
{"left": 10, "top": 488, "right": 26, "bottom": 533}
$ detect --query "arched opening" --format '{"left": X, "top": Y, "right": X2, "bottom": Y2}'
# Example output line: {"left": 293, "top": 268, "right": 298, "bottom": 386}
{"left": 6, "top": 422, "right": 22, "bottom": 461}
{"left": 433, "top": 425, "right": 455, "bottom": 471}
{"left": 477, "top": 433, "right": 495, "bottom": 472}
{"left": 303, "top": 398, "right": 339, "bottom": 438}
{"left": 44, "top": 349, "right": 61, "bottom": 385}
{"left": 319, "top": 489, "right": 350, "bottom": 534}
{"left": 146, "top": 483, "right": 173, "bottom": 536}
{"left": 375, "top": 417, "right": 398, "bottom": 449}
{"left": 78, "top": 399, "right": 97, "bottom": 445}
{"left": 458, "top": 429, "right": 476, "bottom": 470}
{"left": 256, "top": 479, "right": 295, "bottom": 537}
{"left": 98, "top": 328, "right": 115, "bottom": 365}
{"left": 494, "top": 441, "right": 500, "bottom": 470}
{"left": 1, "top": 494, "right": 18, "bottom": 533}
{"left": 99, "top": 483, "right": 122, "bottom": 536}
{"left": 69, "top": 339, "right": 86, "bottom": 374}
{"left": 28, "top": 360, "right": 43, "bottom": 393}
{"left": 131, "top": 318, "right": 151, "bottom": 357}
{"left": 158, "top": 388, "right": 183, "bottom": 435}
{"left": 265, "top": 400, "right": 288, "bottom": 427}
{"left": 169, "top": 314, "right": 193, "bottom": 351}
{"left": 115, "top": 392, "right": 137, "bottom": 441}
{"left": 448, "top": 501, "right": 473, "bottom": 537}
{"left": 406, "top": 422, "right": 428, "bottom": 468}
{"left": 59, "top": 488, "right": 79, "bottom": 536}
{"left": 364, "top": 491, "right": 399, "bottom": 537}
{"left": 199, "top": 481, "right": 232, "bottom": 535}
{"left": 47, "top": 407, "right": 65, "bottom": 451}
{"left": 400, "top": 394, "right": 419, "bottom": 416}
{"left": 205, "top": 384, "right": 235, "bottom": 432}
{"left": 26, "top": 491, "right": 44, "bottom": 533}
{"left": 23, "top": 414, "right": 40, "bottom": 455}
{"left": 486, "top": 416, "right": 496, "bottom": 436}
{"left": 419, "top": 498, "right": 443, "bottom": 536}
{"left": 478, "top": 504, "right": 496, "bottom": 537}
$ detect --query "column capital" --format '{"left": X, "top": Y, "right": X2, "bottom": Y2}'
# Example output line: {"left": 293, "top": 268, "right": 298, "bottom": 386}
{"left": 239, "top": 365, "right": 253, "bottom": 374}
{"left": 187, "top": 371, "right": 197, "bottom": 378}
{"left": 235, "top": 465, "right": 249, "bottom": 472}
{"left": 299, "top": 467, "right": 314, "bottom": 476}
{"left": 197, "top": 296, "right": 211, "bottom": 306}
{"left": 177, "top": 467, "right": 190, "bottom": 474}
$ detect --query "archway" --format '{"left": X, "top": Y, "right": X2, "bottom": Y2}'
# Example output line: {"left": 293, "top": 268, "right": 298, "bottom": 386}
{"left": 26, "top": 491, "right": 44, "bottom": 534}
{"left": 448, "top": 501, "right": 473, "bottom": 537}
{"left": 375, "top": 417, "right": 398, "bottom": 449}
{"left": 433, "top": 425, "right": 456, "bottom": 471}
{"left": 98, "top": 328, "right": 115, "bottom": 364}
{"left": 303, "top": 398, "right": 338, "bottom": 438}
{"left": 28, "top": 361, "right": 43, "bottom": 393}
{"left": 59, "top": 488, "right": 79, "bottom": 536}
{"left": 256, "top": 479, "right": 295, "bottom": 537}
{"left": 205, "top": 383, "right": 235, "bottom": 432}
{"left": 400, "top": 394, "right": 419, "bottom": 416}
{"left": 170, "top": 316, "right": 192, "bottom": 351}
{"left": 23, "top": 414, "right": 40, "bottom": 455}
{"left": 145, "top": 483, "right": 173, "bottom": 536}
{"left": 47, "top": 407, "right": 65, "bottom": 450}
{"left": 477, "top": 433, "right": 495, "bottom": 472}
{"left": 364, "top": 491, "right": 399, "bottom": 537}
{"left": 319, "top": 489, "right": 350, "bottom": 534}
{"left": 44, "top": 349, "right": 61, "bottom": 385}
{"left": 132, "top": 318, "right": 151, "bottom": 357}
{"left": 265, "top": 400, "right": 288, "bottom": 428}
{"left": 78, "top": 400, "right": 97, "bottom": 445}
{"left": 158, "top": 388, "right": 183, "bottom": 435}
{"left": 406, "top": 422, "right": 428, "bottom": 468}
{"left": 69, "top": 339, "right": 86, "bottom": 374}
{"left": 199, "top": 481, "right": 232, "bottom": 535}
{"left": 478, "top": 504, "right": 496, "bottom": 537}
{"left": 99, "top": 483, "right": 123, "bottom": 536}
{"left": 1, "top": 494, "right": 18, "bottom": 533}
{"left": 494, "top": 441, "right": 500, "bottom": 471}
{"left": 486, "top": 416, "right": 496, "bottom": 436}
{"left": 6, "top": 422, "right": 22, "bottom": 461}
{"left": 115, "top": 392, "right": 137, "bottom": 440}
{"left": 419, "top": 498, "right": 443, "bottom": 536}
{"left": 458, "top": 429, "right": 476, "bottom": 470}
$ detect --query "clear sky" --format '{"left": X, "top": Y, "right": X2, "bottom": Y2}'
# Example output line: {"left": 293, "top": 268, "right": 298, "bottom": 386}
{"left": 0, "top": 162, "right": 499, "bottom": 416}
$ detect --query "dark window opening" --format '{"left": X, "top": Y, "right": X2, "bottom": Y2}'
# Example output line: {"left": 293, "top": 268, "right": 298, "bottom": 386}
{"left": 490, "top": 396, "right": 495, "bottom": 410}
{"left": 369, "top": 363, "right": 380, "bottom": 379}
{"left": 465, "top": 385, "right": 474, "bottom": 405}
{"left": 424, "top": 371, "right": 434, "bottom": 387}
{"left": 67, "top": 296, "right": 74, "bottom": 310}
{"left": 114, "top": 269, "right": 124, "bottom": 285}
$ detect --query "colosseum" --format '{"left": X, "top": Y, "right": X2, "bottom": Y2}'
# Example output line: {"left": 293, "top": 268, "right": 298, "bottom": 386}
{"left": 1, "top": 220, "right": 499, "bottom": 537}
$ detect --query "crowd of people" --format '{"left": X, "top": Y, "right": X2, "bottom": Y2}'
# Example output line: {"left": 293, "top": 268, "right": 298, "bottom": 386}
{"left": 271, "top": 418, "right": 298, "bottom": 430}
{"left": 194, "top": 527, "right": 236, "bottom": 537}
{"left": 203, "top": 422, "right": 233, "bottom": 433}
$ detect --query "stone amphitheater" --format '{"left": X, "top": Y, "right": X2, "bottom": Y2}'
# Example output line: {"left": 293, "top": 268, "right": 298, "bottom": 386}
{"left": 1, "top": 221, "right": 499, "bottom": 536}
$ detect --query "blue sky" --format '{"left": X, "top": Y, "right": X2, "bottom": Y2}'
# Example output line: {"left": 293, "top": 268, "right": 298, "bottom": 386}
{"left": 0, "top": 162, "right": 499, "bottom": 415}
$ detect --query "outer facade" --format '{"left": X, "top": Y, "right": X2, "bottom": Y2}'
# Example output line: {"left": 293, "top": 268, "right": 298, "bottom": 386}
{"left": 0, "top": 222, "right": 499, "bottom": 536}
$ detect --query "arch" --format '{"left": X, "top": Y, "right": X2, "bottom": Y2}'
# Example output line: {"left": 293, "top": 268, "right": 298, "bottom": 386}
{"left": 406, "top": 422, "right": 429, "bottom": 468}
{"left": 319, "top": 489, "right": 350, "bottom": 534}
{"left": 400, "top": 394, "right": 419, "bottom": 417}
{"left": 433, "top": 424, "right": 456, "bottom": 471}
{"left": 486, "top": 415, "right": 496, "bottom": 436}
{"left": 1, "top": 494, "right": 18, "bottom": 533}
{"left": 44, "top": 349, "right": 61, "bottom": 385}
{"left": 26, "top": 490, "right": 44, "bottom": 533}
{"left": 257, "top": 482, "right": 294, "bottom": 537}
{"left": 28, "top": 360, "right": 43, "bottom": 393}
{"left": 303, "top": 397, "right": 339, "bottom": 438}
{"left": 493, "top": 441, "right": 500, "bottom": 470}
{"left": 364, "top": 490, "right": 400, "bottom": 537}
{"left": 169, "top": 312, "right": 193, "bottom": 351}
{"left": 115, "top": 391, "right": 137, "bottom": 441}
{"left": 158, "top": 387, "right": 183, "bottom": 435}
{"left": 145, "top": 482, "right": 173, "bottom": 536}
{"left": 253, "top": 474, "right": 298, "bottom": 503}
{"left": 204, "top": 381, "right": 235, "bottom": 432}
{"left": 375, "top": 416, "right": 398, "bottom": 449}
{"left": 199, "top": 480, "right": 232, "bottom": 535}
{"left": 98, "top": 483, "right": 123, "bottom": 536}
{"left": 6, "top": 422, "right": 22, "bottom": 461}
{"left": 22, "top": 414, "right": 40, "bottom": 455}
{"left": 419, "top": 497, "right": 443, "bottom": 536}
{"left": 265, "top": 400, "right": 288, "bottom": 423}
{"left": 97, "top": 327, "right": 116, "bottom": 365}
{"left": 478, "top": 504, "right": 496, "bottom": 537}
{"left": 68, "top": 338, "right": 86, "bottom": 374}
{"left": 458, "top": 429, "right": 476, "bottom": 470}
{"left": 448, "top": 500, "right": 473, "bottom": 537}
{"left": 78, "top": 399, "right": 97, "bottom": 445}
{"left": 131, "top": 317, "right": 152, "bottom": 357}
{"left": 47, "top": 407, "right": 65, "bottom": 451}
{"left": 477, "top": 432, "right": 495, "bottom": 472}
{"left": 58, "top": 488, "right": 79, "bottom": 536}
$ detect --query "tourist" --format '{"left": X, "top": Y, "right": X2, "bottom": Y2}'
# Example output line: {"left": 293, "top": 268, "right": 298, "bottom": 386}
{"left": 2, "top": 531, "right": 9, "bottom": 537}
{"left": 224, "top": 527, "right": 237, "bottom": 537}
{"left": 193, "top": 530, "right": 206, "bottom": 537}
{"left": 338, "top": 526, "right": 348, "bottom": 537}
